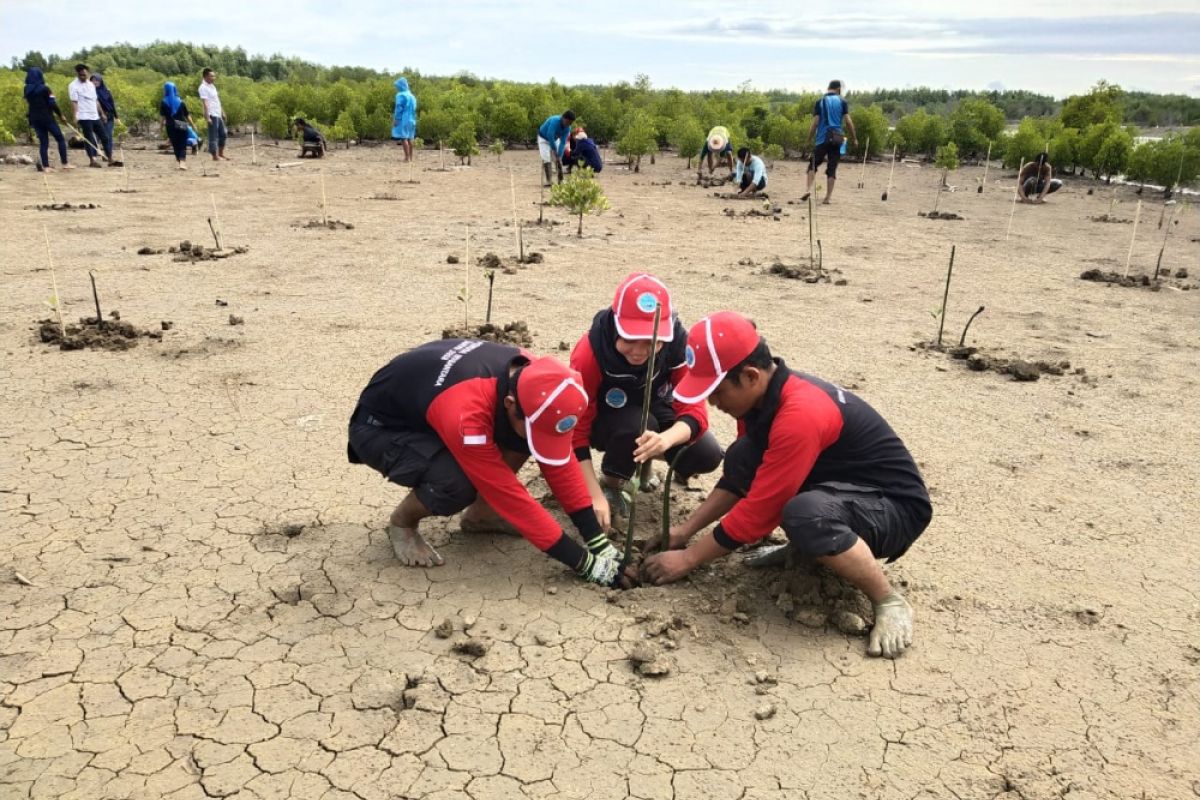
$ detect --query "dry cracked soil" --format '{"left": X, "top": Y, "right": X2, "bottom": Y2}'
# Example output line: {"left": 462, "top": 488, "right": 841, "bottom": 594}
{"left": 2, "top": 140, "right": 1199, "bottom": 800}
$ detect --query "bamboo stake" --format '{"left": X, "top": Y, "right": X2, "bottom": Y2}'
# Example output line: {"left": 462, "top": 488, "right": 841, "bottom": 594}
{"left": 43, "top": 225, "right": 65, "bottom": 338}
{"left": 509, "top": 169, "right": 524, "bottom": 261}
{"left": 251, "top": 130, "right": 258, "bottom": 165}
{"left": 42, "top": 172, "right": 55, "bottom": 204}
{"left": 89, "top": 270, "right": 104, "bottom": 329}
{"left": 857, "top": 136, "right": 869, "bottom": 188}
{"left": 440, "top": 141, "right": 445, "bottom": 171}
{"left": 1153, "top": 203, "right": 1182, "bottom": 281}
{"left": 622, "top": 301, "right": 663, "bottom": 568}
{"left": 210, "top": 193, "right": 222, "bottom": 241}
{"left": 319, "top": 169, "right": 328, "bottom": 226}
{"left": 121, "top": 146, "right": 129, "bottom": 191}
{"left": 936, "top": 245, "right": 956, "bottom": 347}
{"left": 978, "top": 141, "right": 992, "bottom": 193}
{"left": 464, "top": 225, "right": 470, "bottom": 327}
{"left": 1005, "top": 160, "right": 1024, "bottom": 241}
{"left": 807, "top": 192, "right": 815, "bottom": 264}
{"left": 1122, "top": 200, "right": 1143, "bottom": 278}
{"left": 882, "top": 145, "right": 897, "bottom": 201}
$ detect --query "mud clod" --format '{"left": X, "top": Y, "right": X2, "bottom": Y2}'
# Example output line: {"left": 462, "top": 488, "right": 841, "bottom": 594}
{"left": 434, "top": 617, "right": 456, "bottom": 639}
{"left": 228, "top": 315, "right": 244, "bottom": 326}
{"left": 451, "top": 637, "right": 490, "bottom": 658}
{"left": 447, "top": 254, "right": 460, "bottom": 264}
{"left": 754, "top": 703, "right": 777, "bottom": 721}
{"left": 831, "top": 610, "right": 868, "bottom": 636}
{"left": 441, "top": 320, "right": 533, "bottom": 348}
{"left": 794, "top": 606, "right": 828, "bottom": 628}
{"left": 299, "top": 219, "right": 354, "bottom": 230}
{"left": 37, "top": 316, "right": 162, "bottom": 351}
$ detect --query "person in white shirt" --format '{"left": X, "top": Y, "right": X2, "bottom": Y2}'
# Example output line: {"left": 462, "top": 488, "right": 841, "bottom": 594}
{"left": 734, "top": 147, "right": 768, "bottom": 197}
{"left": 68, "top": 63, "right": 111, "bottom": 167}
{"left": 198, "top": 68, "right": 229, "bottom": 161}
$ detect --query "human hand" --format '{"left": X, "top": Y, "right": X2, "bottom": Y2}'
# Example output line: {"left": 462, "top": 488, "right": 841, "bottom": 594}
{"left": 643, "top": 525, "right": 688, "bottom": 556}
{"left": 592, "top": 492, "right": 611, "bottom": 530}
{"left": 642, "top": 550, "right": 696, "bottom": 585}
{"left": 633, "top": 431, "right": 669, "bottom": 463}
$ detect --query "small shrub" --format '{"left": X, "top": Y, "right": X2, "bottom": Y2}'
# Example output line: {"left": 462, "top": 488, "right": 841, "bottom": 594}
{"left": 549, "top": 167, "right": 611, "bottom": 237}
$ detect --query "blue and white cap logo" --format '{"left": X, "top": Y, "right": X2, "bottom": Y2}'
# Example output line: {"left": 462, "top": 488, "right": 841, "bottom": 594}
{"left": 605, "top": 388, "right": 627, "bottom": 408}
{"left": 555, "top": 415, "right": 578, "bottom": 434}
{"left": 636, "top": 291, "right": 659, "bottom": 313}
{"left": 685, "top": 344, "right": 697, "bottom": 368}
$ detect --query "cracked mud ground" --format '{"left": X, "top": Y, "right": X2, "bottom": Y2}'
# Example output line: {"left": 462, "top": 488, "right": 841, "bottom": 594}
{"left": 3, "top": 146, "right": 1199, "bottom": 800}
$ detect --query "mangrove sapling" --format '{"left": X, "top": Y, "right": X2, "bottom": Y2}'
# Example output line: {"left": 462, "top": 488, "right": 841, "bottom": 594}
{"left": 490, "top": 141, "right": 504, "bottom": 162}
{"left": 88, "top": 271, "right": 104, "bottom": 331}
{"left": 548, "top": 168, "right": 610, "bottom": 237}
{"left": 621, "top": 301, "right": 663, "bottom": 569}
{"left": 1122, "top": 200, "right": 1143, "bottom": 278}
{"left": 1153, "top": 203, "right": 1183, "bottom": 281}
{"left": 857, "top": 136, "right": 869, "bottom": 189}
{"left": 484, "top": 269, "right": 496, "bottom": 324}
{"left": 936, "top": 245, "right": 957, "bottom": 348}
{"left": 251, "top": 131, "right": 258, "bottom": 165}
{"left": 659, "top": 444, "right": 694, "bottom": 552}
{"left": 882, "top": 145, "right": 897, "bottom": 201}
{"left": 959, "top": 306, "right": 985, "bottom": 347}
{"left": 978, "top": 141, "right": 992, "bottom": 193}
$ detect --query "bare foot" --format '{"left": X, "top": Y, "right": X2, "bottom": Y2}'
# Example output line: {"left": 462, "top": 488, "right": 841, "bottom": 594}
{"left": 822, "top": 198, "right": 832, "bottom": 205}
{"left": 388, "top": 525, "right": 444, "bottom": 567}
{"left": 868, "top": 593, "right": 913, "bottom": 658}
{"left": 61, "top": 164, "right": 75, "bottom": 170}
{"left": 178, "top": 163, "right": 188, "bottom": 170}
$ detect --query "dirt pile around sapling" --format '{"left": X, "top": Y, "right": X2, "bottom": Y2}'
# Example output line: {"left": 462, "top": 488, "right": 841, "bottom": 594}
{"left": 138, "top": 240, "right": 250, "bottom": 262}
{"left": 37, "top": 315, "right": 163, "bottom": 351}
{"left": 697, "top": 175, "right": 730, "bottom": 188}
{"left": 752, "top": 258, "right": 846, "bottom": 285}
{"left": 299, "top": 219, "right": 354, "bottom": 230}
{"left": 1079, "top": 268, "right": 1196, "bottom": 291}
{"left": 713, "top": 191, "right": 769, "bottom": 201}
{"left": 1089, "top": 214, "right": 1130, "bottom": 224}
{"left": 27, "top": 202, "right": 100, "bottom": 211}
{"left": 916, "top": 342, "right": 1092, "bottom": 383}
{"left": 441, "top": 321, "right": 534, "bottom": 348}
{"left": 724, "top": 204, "right": 783, "bottom": 220}
{"left": 919, "top": 210, "right": 964, "bottom": 220}
{"left": 476, "top": 251, "right": 544, "bottom": 274}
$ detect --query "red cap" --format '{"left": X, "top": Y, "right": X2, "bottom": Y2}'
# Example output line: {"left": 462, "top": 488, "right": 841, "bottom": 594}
{"left": 672, "top": 312, "right": 760, "bottom": 403}
{"left": 517, "top": 357, "right": 589, "bottom": 466}
{"left": 612, "top": 272, "right": 673, "bottom": 341}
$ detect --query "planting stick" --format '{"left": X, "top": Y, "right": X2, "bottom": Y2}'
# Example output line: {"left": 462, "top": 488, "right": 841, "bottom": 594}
{"left": 978, "top": 141, "right": 992, "bottom": 193}
{"left": 251, "top": 131, "right": 258, "bottom": 165}
{"left": 1153, "top": 203, "right": 1180, "bottom": 281}
{"left": 42, "top": 172, "right": 55, "bottom": 204}
{"left": 1122, "top": 200, "right": 1142, "bottom": 278}
{"left": 440, "top": 140, "right": 445, "bottom": 171}
{"left": 936, "top": 245, "right": 956, "bottom": 348}
{"left": 807, "top": 192, "right": 815, "bottom": 264}
{"left": 88, "top": 270, "right": 104, "bottom": 329}
{"left": 63, "top": 122, "right": 103, "bottom": 156}
{"left": 509, "top": 169, "right": 524, "bottom": 260}
{"left": 210, "top": 194, "right": 222, "bottom": 241}
{"left": 485, "top": 270, "right": 496, "bottom": 323}
{"left": 464, "top": 225, "right": 470, "bottom": 327}
{"left": 959, "top": 306, "right": 985, "bottom": 346}
{"left": 538, "top": 181, "right": 545, "bottom": 224}
{"left": 207, "top": 218, "right": 222, "bottom": 250}
{"left": 882, "top": 145, "right": 897, "bottom": 201}
{"left": 319, "top": 169, "right": 328, "bottom": 226}
{"left": 1006, "top": 160, "right": 1024, "bottom": 241}
{"left": 659, "top": 444, "right": 693, "bottom": 552}
{"left": 43, "top": 225, "right": 65, "bottom": 338}
{"left": 121, "top": 146, "right": 129, "bottom": 191}
{"left": 621, "top": 301, "right": 663, "bottom": 568}
{"left": 857, "top": 136, "right": 869, "bottom": 188}
{"left": 1157, "top": 203, "right": 1166, "bottom": 230}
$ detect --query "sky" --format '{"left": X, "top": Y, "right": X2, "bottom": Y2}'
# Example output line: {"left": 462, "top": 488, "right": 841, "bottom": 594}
{"left": 2, "top": 0, "right": 1198, "bottom": 97}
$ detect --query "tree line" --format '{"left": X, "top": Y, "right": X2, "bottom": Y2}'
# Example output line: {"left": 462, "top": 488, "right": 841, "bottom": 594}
{"left": 2, "top": 44, "right": 1197, "bottom": 190}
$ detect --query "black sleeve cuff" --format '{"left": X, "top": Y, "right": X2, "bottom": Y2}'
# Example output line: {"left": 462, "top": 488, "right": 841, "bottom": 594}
{"left": 569, "top": 507, "right": 602, "bottom": 540}
{"left": 545, "top": 532, "right": 588, "bottom": 570}
{"left": 712, "top": 524, "right": 740, "bottom": 551}
{"left": 715, "top": 476, "right": 747, "bottom": 498}
{"left": 574, "top": 446, "right": 593, "bottom": 462}
{"left": 679, "top": 415, "right": 701, "bottom": 440}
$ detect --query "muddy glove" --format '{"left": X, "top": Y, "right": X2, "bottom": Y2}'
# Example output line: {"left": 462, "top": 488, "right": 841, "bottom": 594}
{"left": 583, "top": 532, "right": 621, "bottom": 562}
{"left": 577, "top": 552, "right": 622, "bottom": 587}
{"left": 868, "top": 593, "right": 913, "bottom": 659}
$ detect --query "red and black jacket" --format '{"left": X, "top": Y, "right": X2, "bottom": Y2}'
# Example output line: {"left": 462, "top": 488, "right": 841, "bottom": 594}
{"left": 569, "top": 309, "right": 709, "bottom": 461}
{"left": 349, "top": 339, "right": 599, "bottom": 567}
{"left": 713, "top": 360, "right": 931, "bottom": 549}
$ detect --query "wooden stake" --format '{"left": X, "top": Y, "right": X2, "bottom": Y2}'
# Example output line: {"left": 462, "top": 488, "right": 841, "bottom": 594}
{"left": 464, "top": 225, "right": 470, "bottom": 327}
{"left": 1005, "top": 160, "right": 1024, "bottom": 242}
{"left": 251, "top": 130, "right": 258, "bottom": 165}
{"left": 319, "top": 170, "right": 328, "bottom": 226}
{"left": 121, "top": 146, "right": 129, "bottom": 191}
{"left": 43, "top": 225, "right": 65, "bottom": 338}
{"left": 978, "top": 141, "right": 992, "bottom": 193}
{"left": 857, "top": 136, "right": 869, "bottom": 188}
{"left": 1123, "top": 200, "right": 1143, "bottom": 278}
{"left": 210, "top": 194, "right": 222, "bottom": 242}
{"left": 1154, "top": 203, "right": 1182, "bottom": 281}
{"left": 440, "top": 141, "right": 445, "bottom": 171}
{"left": 807, "top": 192, "right": 815, "bottom": 264}
{"left": 882, "top": 145, "right": 897, "bottom": 201}
{"left": 936, "top": 245, "right": 956, "bottom": 347}
{"left": 42, "top": 172, "right": 54, "bottom": 204}
{"left": 88, "top": 270, "right": 104, "bottom": 329}
{"left": 509, "top": 169, "right": 523, "bottom": 260}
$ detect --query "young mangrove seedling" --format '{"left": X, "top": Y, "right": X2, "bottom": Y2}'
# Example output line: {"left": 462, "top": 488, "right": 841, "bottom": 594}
{"left": 621, "top": 301, "right": 663, "bottom": 569}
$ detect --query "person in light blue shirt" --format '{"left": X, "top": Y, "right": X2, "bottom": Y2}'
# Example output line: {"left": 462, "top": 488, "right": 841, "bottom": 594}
{"left": 734, "top": 147, "right": 768, "bottom": 197}
{"left": 392, "top": 77, "right": 418, "bottom": 162}
{"left": 537, "top": 110, "right": 575, "bottom": 186}
{"left": 803, "top": 79, "right": 858, "bottom": 205}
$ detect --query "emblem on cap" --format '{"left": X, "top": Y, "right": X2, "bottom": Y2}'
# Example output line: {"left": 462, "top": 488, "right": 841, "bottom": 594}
{"left": 555, "top": 415, "right": 578, "bottom": 434}
{"left": 636, "top": 292, "right": 659, "bottom": 313}
{"left": 605, "top": 388, "right": 627, "bottom": 408}
{"left": 685, "top": 345, "right": 696, "bottom": 368}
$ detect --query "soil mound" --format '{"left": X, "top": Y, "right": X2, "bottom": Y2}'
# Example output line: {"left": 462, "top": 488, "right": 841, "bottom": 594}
{"left": 441, "top": 321, "right": 534, "bottom": 348}
{"left": 37, "top": 316, "right": 163, "bottom": 351}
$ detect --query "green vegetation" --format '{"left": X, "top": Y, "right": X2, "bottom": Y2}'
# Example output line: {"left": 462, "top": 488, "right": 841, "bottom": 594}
{"left": 548, "top": 167, "right": 610, "bottom": 237}
{"left": 2, "top": 44, "right": 1197, "bottom": 192}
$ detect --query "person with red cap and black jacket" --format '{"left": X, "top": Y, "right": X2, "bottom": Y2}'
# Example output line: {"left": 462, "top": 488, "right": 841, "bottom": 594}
{"left": 348, "top": 339, "right": 624, "bottom": 586}
{"left": 642, "top": 312, "right": 932, "bottom": 658}
{"left": 569, "top": 273, "right": 723, "bottom": 528}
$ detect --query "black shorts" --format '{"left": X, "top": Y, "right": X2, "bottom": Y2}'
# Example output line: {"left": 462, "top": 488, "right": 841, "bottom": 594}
{"left": 700, "top": 142, "right": 733, "bottom": 158}
{"left": 718, "top": 436, "right": 930, "bottom": 561}
{"left": 347, "top": 418, "right": 477, "bottom": 515}
{"left": 740, "top": 174, "right": 767, "bottom": 191}
{"left": 810, "top": 141, "right": 842, "bottom": 178}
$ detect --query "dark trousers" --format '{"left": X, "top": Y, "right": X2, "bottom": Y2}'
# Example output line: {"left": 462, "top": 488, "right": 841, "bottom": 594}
{"left": 740, "top": 174, "right": 767, "bottom": 192}
{"left": 208, "top": 116, "right": 227, "bottom": 154}
{"left": 719, "top": 436, "right": 929, "bottom": 561}
{"left": 589, "top": 403, "right": 723, "bottom": 482}
{"left": 103, "top": 118, "right": 116, "bottom": 152}
{"left": 348, "top": 421, "right": 478, "bottom": 516}
{"left": 80, "top": 118, "right": 112, "bottom": 159}
{"left": 32, "top": 120, "right": 68, "bottom": 167}
{"left": 1022, "top": 177, "right": 1063, "bottom": 197}
{"left": 810, "top": 140, "right": 842, "bottom": 177}
{"left": 167, "top": 128, "right": 189, "bottom": 161}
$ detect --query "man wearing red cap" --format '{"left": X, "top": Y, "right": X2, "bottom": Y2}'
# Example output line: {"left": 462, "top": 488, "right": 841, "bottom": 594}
{"left": 642, "top": 313, "right": 932, "bottom": 658}
{"left": 569, "top": 273, "right": 722, "bottom": 526}
{"left": 348, "top": 339, "right": 623, "bottom": 585}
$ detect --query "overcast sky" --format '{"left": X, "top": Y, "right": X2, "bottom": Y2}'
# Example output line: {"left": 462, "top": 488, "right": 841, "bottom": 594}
{"left": 2, "top": 0, "right": 1198, "bottom": 97}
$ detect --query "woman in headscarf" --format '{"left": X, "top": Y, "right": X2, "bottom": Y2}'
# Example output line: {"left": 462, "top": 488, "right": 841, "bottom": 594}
{"left": 23, "top": 68, "right": 72, "bottom": 171}
{"left": 90, "top": 72, "right": 122, "bottom": 165}
{"left": 391, "top": 77, "right": 417, "bottom": 162}
{"left": 159, "top": 82, "right": 195, "bottom": 170}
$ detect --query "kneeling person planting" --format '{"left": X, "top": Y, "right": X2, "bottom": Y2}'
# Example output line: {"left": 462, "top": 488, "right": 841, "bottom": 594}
{"left": 642, "top": 313, "right": 932, "bottom": 658}
{"left": 348, "top": 340, "right": 623, "bottom": 585}
{"left": 570, "top": 273, "right": 723, "bottom": 528}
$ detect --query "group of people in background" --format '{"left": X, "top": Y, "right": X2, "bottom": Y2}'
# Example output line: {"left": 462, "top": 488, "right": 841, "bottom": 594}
{"left": 22, "top": 64, "right": 122, "bottom": 171}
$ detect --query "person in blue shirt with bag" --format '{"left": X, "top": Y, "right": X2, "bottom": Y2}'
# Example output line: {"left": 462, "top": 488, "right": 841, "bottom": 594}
{"left": 802, "top": 80, "right": 858, "bottom": 205}
{"left": 537, "top": 110, "right": 575, "bottom": 186}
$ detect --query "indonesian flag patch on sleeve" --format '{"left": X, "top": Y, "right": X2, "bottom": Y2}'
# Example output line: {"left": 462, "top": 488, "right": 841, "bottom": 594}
{"left": 461, "top": 425, "right": 490, "bottom": 446}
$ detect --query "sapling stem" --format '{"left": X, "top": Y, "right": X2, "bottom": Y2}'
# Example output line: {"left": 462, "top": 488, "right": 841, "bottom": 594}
{"left": 89, "top": 270, "right": 104, "bottom": 330}
{"left": 440, "top": 140, "right": 445, "bottom": 171}
{"left": 207, "top": 218, "right": 221, "bottom": 250}
{"left": 882, "top": 145, "right": 896, "bottom": 201}
{"left": 936, "top": 245, "right": 956, "bottom": 348}
{"left": 538, "top": 181, "right": 545, "bottom": 224}
{"left": 1123, "top": 200, "right": 1142, "bottom": 278}
{"left": 978, "top": 141, "right": 992, "bottom": 193}
{"left": 43, "top": 225, "right": 65, "bottom": 338}
{"left": 817, "top": 240, "right": 823, "bottom": 271}
{"left": 485, "top": 270, "right": 495, "bottom": 324}
{"left": 959, "top": 306, "right": 985, "bottom": 346}
{"left": 1006, "top": 160, "right": 1024, "bottom": 241}
{"left": 209, "top": 193, "right": 222, "bottom": 244}
{"left": 622, "top": 302, "right": 662, "bottom": 568}
{"left": 660, "top": 444, "right": 693, "bottom": 552}
{"left": 857, "top": 136, "right": 869, "bottom": 188}
{"left": 121, "top": 146, "right": 129, "bottom": 191}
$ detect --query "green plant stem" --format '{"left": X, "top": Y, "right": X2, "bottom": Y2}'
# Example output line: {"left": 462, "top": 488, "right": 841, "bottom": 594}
{"left": 621, "top": 302, "right": 663, "bottom": 568}
{"left": 959, "top": 306, "right": 985, "bottom": 346}
{"left": 660, "top": 444, "right": 693, "bottom": 552}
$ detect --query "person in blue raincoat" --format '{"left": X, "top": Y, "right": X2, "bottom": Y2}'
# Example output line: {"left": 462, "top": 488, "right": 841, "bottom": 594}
{"left": 392, "top": 77, "right": 417, "bottom": 162}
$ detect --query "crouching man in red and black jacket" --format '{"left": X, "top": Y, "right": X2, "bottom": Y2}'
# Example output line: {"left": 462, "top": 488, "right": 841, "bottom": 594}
{"left": 348, "top": 339, "right": 624, "bottom": 586}
{"left": 569, "top": 273, "right": 723, "bottom": 528}
{"left": 643, "top": 312, "right": 933, "bottom": 657}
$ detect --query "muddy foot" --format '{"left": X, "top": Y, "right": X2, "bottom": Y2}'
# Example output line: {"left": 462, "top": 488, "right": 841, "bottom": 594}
{"left": 388, "top": 526, "right": 444, "bottom": 567}
{"left": 867, "top": 593, "right": 913, "bottom": 658}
